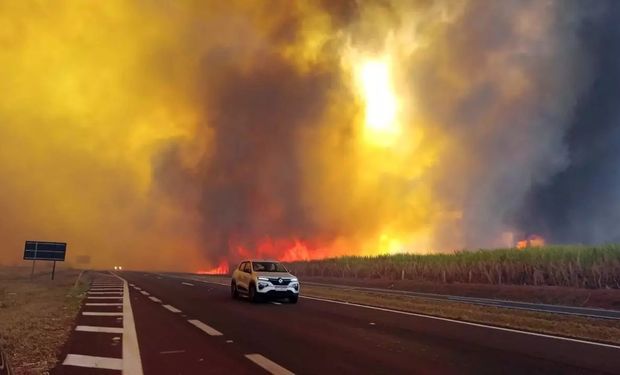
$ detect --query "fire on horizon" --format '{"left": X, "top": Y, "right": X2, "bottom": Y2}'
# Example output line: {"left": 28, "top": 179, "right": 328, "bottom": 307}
{"left": 1, "top": 1, "right": 618, "bottom": 271}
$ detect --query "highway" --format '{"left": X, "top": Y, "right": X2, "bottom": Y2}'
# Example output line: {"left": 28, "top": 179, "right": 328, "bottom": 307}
{"left": 56, "top": 271, "right": 620, "bottom": 374}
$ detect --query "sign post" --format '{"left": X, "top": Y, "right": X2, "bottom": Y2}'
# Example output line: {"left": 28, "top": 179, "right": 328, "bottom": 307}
{"left": 23, "top": 241, "right": 67, "bottom": 280}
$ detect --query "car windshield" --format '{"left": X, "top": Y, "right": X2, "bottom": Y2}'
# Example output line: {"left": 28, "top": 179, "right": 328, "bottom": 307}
{"left": 252, "top": 262, "right": 288, "bottom": 272}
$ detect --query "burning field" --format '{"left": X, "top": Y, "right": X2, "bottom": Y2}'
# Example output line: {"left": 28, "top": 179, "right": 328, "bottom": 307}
{"left": 1, "top": 1, "right": 620, "bottom": 271}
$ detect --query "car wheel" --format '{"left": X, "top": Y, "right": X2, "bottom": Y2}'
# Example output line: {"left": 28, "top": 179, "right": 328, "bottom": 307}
{"left": 231, "top": 282, "right": 238, "bottom": 299}
{"left": 289, "top": 296, "right": 298, "bottom": 304}
{"left": 248, "top": 284, "right": 259, "bottom": 303}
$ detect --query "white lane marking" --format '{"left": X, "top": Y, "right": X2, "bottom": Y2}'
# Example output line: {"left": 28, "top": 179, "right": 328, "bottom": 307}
{"left": 155, "top": 273, "right": 228, "bottom": 286}
{"left": 135, "top": 287, "right": 142, "bottom": 291}
{"left": 91, "top": 285, "right": 122, "bottom": 287}
{"left": 245, "top": 354, "right": 294, "bottom": 375}
{"left": 87, "top": 296, "right": 123, "bottom": 299}
{"left": 88, "top": 288, "right": 123, "bottom": 293}
{"left": 140, "top": 291, "right": 150, "bottom": 296}
{"left": 76, "top": 325, "right": 124, "bottom": 334}
{"left": 129, "top": 283, "right": 135, "bottom": 286}
{"left": 369, "top": 322, "right": 376, "bottom": 326}
{"left": 86, "top": 303, "right": 123, "bottom": 306}
{"left": 163, "top": 304, "right": 181, "bottom": 313}
{"left": 187, "top": 319, "right": 223, "bottom": 336}
{"left": 83, "top": 312, "right": 123, "bottom": 316}
{"left": 181, "top": 282, "right": 194, "bottom": 286}
{"left": 88, "top": 292, "right": 123, "bottom": 295}
{"left": 112, "top": 273, "right": 144, "bottom": 375}
{"left": 301, "top": 296, "right": 620, "bottom": 350}
{"left": 226, "top": 340, "right": 234, "bottom": 344}
{"left": 149, "top": 296, "right": 162, "bottom": 303}
{"left": 160, "top": 350, "right": 185, "bottom": 354}
{"left": 271, "top": 301, "right": 282, "bottom": 305}
{"left": 62, "top": 354, "right": 122, "bottom": 370}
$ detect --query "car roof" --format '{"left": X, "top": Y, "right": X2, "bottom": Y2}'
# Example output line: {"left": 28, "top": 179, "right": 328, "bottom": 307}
{"left": 241, "top": 259, "right": 280, "bottom": 263}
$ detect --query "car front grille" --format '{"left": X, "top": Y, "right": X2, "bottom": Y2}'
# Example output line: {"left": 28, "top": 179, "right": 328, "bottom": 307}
{"left": 268, "top": 277, "right": 291, "bottom": 285}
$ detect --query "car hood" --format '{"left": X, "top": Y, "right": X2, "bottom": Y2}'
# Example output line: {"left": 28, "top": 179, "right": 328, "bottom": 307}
{"left": 255, "top": 272, "right": 296, "bottom": 279}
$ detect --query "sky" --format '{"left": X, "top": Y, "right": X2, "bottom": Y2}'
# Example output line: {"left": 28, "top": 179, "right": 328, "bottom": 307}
{"left": 0, "top": 0, "right": 618, "bottom": 271}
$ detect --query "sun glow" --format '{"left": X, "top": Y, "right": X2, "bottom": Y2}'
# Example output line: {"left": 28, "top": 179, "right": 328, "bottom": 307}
{"left": 356, "top": 58, "right": 399, "bottom": 141}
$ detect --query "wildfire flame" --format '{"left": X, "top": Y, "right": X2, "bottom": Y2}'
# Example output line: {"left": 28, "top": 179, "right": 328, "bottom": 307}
{"left": 197, "top": 260, "right": 229, "bottom": 275}
{"left": 516, "top": 234, "right": 546, "bottom": 249}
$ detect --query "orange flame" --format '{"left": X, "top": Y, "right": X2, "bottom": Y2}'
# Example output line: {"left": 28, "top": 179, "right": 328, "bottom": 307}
{"left": 233, "top": 237, "right": 348, "bottom": 262}
{"left": 197, "top": 259, "right": 229, "bottom": 275}
{"left": 516, "top": 234, "right": 546, "bottom": 249}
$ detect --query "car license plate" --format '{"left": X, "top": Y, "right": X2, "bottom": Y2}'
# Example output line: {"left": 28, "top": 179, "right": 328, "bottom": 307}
{"left": 274, "top": 285, "right": 287, "bottom": 290}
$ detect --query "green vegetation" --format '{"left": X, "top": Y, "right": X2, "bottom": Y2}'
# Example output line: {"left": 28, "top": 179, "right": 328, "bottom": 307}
{"left": 286, "top": 245, "right": 620, "bottom": 289}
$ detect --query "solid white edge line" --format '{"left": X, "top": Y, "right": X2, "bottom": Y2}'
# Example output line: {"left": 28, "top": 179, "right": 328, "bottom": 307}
{"left": 112, "top": 273, "right": 145, "bottom": 375}
{"left": 63, "top": 354, "right": 122, "bottom": 370}
{"left": 187, "top": 319, "right": 223, "bottom": 336}
{"left": 76, "top": 325, "right": 124, "bottom": 334}
{"left": 245, "top": 354, "right": 294, "bottom": 375}
{"left": 163, "top": 304, "right": 181, "bottom": 313}
{"left": 300, "top": 296, "right": 620, "bottom": 350}
{"left": 158, "top": 273, "right": 620, "bottom": 349}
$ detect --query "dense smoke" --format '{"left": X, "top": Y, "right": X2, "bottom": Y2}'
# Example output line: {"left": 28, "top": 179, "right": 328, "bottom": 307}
{"left": 517, "top": 1, "right": 620, "bottom": 244}
{"left": 0, "top": 1, "right": 616, "bottom": 270}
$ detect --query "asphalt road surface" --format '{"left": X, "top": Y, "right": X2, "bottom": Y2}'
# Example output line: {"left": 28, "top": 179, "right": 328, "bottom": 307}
{"left": 57, "top": 271, "right": 620, "bottom": 374}
{"left": 301, "top": 282, "right": 620, "bottom": 320}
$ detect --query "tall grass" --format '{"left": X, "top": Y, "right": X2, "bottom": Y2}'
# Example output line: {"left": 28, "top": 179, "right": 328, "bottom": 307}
{"left": 285, "top": 245, "right": 620, "bottom": 289}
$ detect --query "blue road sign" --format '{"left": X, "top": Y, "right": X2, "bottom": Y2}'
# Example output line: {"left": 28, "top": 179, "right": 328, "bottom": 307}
{"left": 23, "top": 241, "right": 66, "bottom": 261}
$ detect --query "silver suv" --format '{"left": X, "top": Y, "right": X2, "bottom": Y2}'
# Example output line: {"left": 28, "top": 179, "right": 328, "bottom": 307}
{"left": 231, "top": 260, "right": 300, "bottom": 303}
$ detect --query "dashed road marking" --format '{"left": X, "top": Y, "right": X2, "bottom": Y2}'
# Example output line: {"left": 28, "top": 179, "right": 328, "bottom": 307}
{"left": 140, "top": 291, "right": 150, "bottom": 296}
{"left": 83, "top": 312, "right": 124, "bottom": 316}
{"left": 148, "top": 296, "right": 162, "bottom": 303}
{"left": 63, "top": 354, "right": 122, "bottom": 370}
{"left": 271, "top": 301, "right": 282, "bottom": 305}
{"left": 163, "top": 304, "right": 182, "bottom": 313}
{"left": 76, "top": 325, "right": 124, "bottom": 334}
{"left": 187, "top": 319, "right": 223, "bottom": 336}
{"left": 245, "top": 354, "right": 294, "bottom": 375}
{"left": 160, "top": 350, "right": 185, "bottom": 354}
{"left": 181, "top": 282, "right": 194, "bottom": 286}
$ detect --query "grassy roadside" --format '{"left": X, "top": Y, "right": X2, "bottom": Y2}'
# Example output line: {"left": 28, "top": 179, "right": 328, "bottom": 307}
{"left": 302, "top": 284, "right": 620, "bottom": 346}
{"left": 0, "top": 267, "right": 88, "bottom": 375}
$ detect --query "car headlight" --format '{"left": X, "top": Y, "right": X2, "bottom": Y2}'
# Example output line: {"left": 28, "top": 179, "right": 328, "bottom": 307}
{"left": 257, "top": 276, "right": 269, "bottom": 281}
{"left": 290, "top": 278, "right": 298, "bottom": 282}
